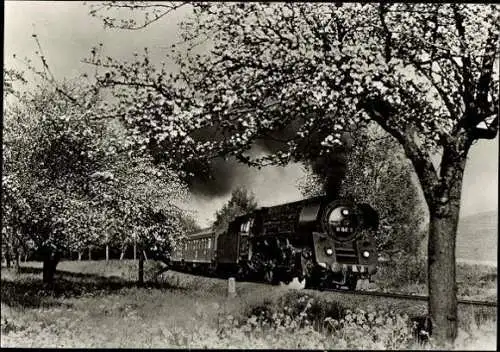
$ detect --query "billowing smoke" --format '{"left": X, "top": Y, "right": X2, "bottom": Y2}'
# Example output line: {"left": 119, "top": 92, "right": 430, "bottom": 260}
{"left": 309, "top": 149, "right": 348, "bottom": 198}
{"left": 186, "top": 157, "right": 256, "bottom": 198}
{"left": 182, "top": 124, "right": 261, "bottom": 198}
{"left": 184, "top": 119, "right": 351, "bottom": 199}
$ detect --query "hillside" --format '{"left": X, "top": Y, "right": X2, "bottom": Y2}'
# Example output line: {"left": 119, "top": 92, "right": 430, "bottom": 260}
{"left": 456, "top": 210, "right": 497, "bottom": 266}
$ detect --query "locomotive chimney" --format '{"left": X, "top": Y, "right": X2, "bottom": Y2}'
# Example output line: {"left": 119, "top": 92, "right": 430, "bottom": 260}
{"left": 312, "top": 131, "right": 353, "bottom": 200}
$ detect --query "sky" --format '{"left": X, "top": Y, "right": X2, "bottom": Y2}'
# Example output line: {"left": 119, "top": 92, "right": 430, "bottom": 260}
{"left": 4, "top": 1, "right": 498, "bottom": 227}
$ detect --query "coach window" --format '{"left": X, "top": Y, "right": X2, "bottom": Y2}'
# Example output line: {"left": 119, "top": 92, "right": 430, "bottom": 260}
{"left": 208, "top": 238, "right": 212, "bottom": 249}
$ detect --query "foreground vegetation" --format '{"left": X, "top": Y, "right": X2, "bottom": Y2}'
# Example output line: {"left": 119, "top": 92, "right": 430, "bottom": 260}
{"left": 1, "top": 260, "right": 496, "bottom": 349}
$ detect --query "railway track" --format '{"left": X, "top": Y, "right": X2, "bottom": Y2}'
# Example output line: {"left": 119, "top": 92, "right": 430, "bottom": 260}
{"left": 323, "top": 287, "right": 497, "bottom": 308}
{"left": 163, "top": 269, "right": 496, "bottom": 308}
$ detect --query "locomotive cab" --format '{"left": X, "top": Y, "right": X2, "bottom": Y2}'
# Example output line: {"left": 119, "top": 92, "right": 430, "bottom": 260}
{"left": 216, "top": 214, "right": 254, "bottom": 265}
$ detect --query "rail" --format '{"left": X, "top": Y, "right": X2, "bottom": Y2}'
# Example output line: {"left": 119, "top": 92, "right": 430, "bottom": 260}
{"left": 324, "top": 288, "right": 497, "bottom": 307}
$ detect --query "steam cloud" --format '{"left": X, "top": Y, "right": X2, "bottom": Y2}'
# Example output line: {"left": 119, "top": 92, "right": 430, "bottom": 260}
{"left": 184, "top": 121, "right": 351, "bottom": 200}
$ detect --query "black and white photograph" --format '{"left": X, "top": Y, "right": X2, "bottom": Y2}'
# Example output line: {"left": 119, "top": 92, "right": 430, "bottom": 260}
{"left": 2, "top": 1, "right": 498, "bottom": 349}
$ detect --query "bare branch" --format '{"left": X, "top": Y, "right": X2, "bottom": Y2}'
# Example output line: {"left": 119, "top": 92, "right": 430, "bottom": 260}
{"left": 91, "top": 2, "right": 188, "bottom": 30}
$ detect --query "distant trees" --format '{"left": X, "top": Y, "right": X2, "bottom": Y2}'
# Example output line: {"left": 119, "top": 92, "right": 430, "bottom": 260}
{"left": 178, "top": 213, "right": 202, "bottom": 234}
{"left": 299, "top": 124, "right": 426, "bottom": 255}
{"left": 213, "top": 187, "right": 258, "bottom": 232}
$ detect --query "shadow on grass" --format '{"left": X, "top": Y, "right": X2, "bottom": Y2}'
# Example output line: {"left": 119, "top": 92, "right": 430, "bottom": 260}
{"left": 1, "top": 266, "right": 187, "bottom": 309}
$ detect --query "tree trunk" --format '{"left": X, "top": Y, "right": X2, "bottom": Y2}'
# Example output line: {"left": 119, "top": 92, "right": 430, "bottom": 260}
{"left": 106, "top": 244, "right": 110, "bottom": 263}
{"left": 42, "top": 252, "right": 61, "bottom": 284}
{"left": 15, "top": 251, "right": 20, "bottom": 273}
{"left": 138, "top": 248, "right": 144, "bottom": 287}
{"left": 5, "top": 254, "right": 11, "bottom": 268}
{"left": 427, "top": 149, "right": 466, "bottom": 345}
{"left": 120, "top": 245, "right": 126, "bottom": 260}
{"left": 5, "top": 246, "right": 12, "bottom": 268}
{"left": 88, "top": 247, "right": 92, "bottom": 261}
{"left": 133, "top": 242, "right": 137, "bottom": 261}
{"left": 428, "top": 213, "right": 459, "bottom": 343}
{"left": 78, "top": 251, "right": 82, "bottom": 261}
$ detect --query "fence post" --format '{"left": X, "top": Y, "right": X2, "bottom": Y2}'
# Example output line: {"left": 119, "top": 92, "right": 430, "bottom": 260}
{"left": 227, "top": 277, "right": 237, "bottom": 298}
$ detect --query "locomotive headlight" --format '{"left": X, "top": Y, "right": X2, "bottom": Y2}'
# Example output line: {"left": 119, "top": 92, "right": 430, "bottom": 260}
{"left": 325, "top": 248, "right": 334, "bottom": 256}
{"left": 341, "top": 208, "right": 350, "bottom": 216}
{"left": 362, "top": 250, "right": 370, "bottom": 258}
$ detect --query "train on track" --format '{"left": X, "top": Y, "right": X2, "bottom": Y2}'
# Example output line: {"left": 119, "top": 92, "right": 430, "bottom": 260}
{"left": 169, "top": 196, "right": 379, "bottom": 290}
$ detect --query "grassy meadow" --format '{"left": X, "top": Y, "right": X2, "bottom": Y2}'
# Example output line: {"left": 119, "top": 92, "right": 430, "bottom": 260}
{"left": 1, "top": 260, "right": 497, "bottom": 349}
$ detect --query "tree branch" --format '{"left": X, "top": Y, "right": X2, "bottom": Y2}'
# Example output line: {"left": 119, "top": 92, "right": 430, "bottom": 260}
{"left": 409, "top": 58, "right": 458, "bottom": 118}
{"left": 91, "top": 2, "right": 188, "bottom": 30}
{"left": 451, "top": 4, "right": 474, "bottom": 117}
{"left": 378, "top": 2, "right": 392, "bottom": 63}
{"left": 457, "top": 28, "right": 499, "bottom": 138}
{"left": 361, "top": 97, "right": 439, "bottom": 207}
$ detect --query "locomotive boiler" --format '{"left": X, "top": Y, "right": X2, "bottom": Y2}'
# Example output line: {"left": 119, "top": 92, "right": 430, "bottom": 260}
{"left": 170, "top": 196, "right": 379, "bottom": 290}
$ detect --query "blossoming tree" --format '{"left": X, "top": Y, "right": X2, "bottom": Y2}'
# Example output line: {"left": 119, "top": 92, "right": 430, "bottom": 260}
{"left": 2, "top": 78, "right": 189, "bottom": 283}
{"left": 85, "top": 2, "right": 499, "bottom": 343}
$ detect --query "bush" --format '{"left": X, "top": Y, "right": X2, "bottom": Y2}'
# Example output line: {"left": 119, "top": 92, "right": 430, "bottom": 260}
{"left": 325, "top": 309, "right": 418, "bottom": 349}
{"left": 243, "top": 292, "right": 345, "bottom": 331}
{"left": 219, "top": 292, "right": 424, "bottom": 349}
{"left": 373, "top": 253, "right": 427, "bottom": 292}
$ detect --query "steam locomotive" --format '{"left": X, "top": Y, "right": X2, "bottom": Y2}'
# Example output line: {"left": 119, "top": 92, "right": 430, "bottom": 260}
{"left": 170, "top": 196, "right": 379, "bottom": 290}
